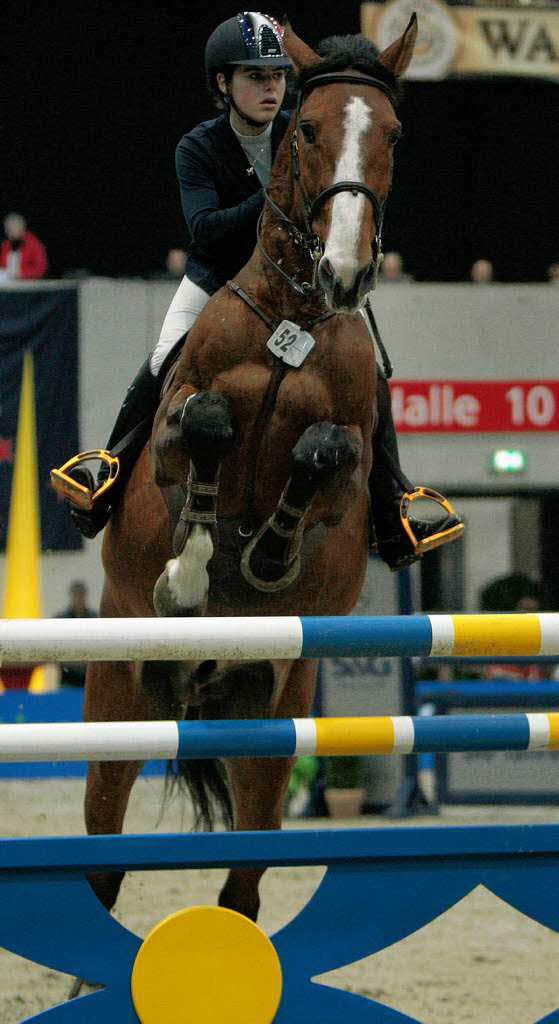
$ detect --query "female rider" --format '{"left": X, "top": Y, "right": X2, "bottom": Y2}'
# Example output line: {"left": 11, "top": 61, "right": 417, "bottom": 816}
{"left": 65, "top": 11, "right": 462, "bottom": 570}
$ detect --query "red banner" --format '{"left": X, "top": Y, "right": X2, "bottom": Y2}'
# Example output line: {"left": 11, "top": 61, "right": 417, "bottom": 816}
{"left": 389, "top": 381, "right": 559, "bottom": 433}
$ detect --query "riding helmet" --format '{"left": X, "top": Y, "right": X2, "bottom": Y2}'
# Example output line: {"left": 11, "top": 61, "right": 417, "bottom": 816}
{"left": 205, "top": 12, "right": 292, "bottom": 77}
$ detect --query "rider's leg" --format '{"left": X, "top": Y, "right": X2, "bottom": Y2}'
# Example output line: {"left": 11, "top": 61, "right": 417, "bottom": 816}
{"left": 69, "top": 276, "right": 210, "bottom": 538}
{"left": 370, "top": 371, "right": 463, "bottom": 570}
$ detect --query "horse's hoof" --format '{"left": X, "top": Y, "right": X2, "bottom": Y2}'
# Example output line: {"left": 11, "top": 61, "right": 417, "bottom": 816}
{"left": 240, "top": 540, "right": 301, "bottom": 593}
{"left": 154, "top": 562, "right": 208, "bottom": 616}
{"left": 154, "top": 525, "right": 213, "bottom": 615}
{"left": 240, "top": 514, "right": 304, "bottom": 593}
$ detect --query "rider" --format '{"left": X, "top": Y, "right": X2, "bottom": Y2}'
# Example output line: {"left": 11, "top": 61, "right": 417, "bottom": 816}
{"left": 59, "top": 11, "right": 462, "bottom": 571}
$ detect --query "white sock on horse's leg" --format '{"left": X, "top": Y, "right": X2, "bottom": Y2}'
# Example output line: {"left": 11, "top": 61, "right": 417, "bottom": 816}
{"left": 153, "top": 524, "right": 213, "bottom": 616}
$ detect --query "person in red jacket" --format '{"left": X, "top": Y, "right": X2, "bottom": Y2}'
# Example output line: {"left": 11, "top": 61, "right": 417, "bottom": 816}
{"left": 0, "top": 212, "right": 48, "bottom": 280}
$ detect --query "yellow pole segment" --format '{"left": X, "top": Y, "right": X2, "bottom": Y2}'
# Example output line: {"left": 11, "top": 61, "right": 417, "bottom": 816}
{"left": 1, "top": 350, "right": 47, "bottom": 692}
{"left": 315, "top": 716, "right": 396, "bottom": 755}
{"left": 452, "top": 614, "right": 541, "bottom": 657}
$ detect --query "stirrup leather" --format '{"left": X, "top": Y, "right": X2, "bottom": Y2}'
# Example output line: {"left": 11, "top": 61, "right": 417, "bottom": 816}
{"left": 50, "top": 450, "right": 120, "bottom": 511}
{"left": 400, "top": 487, "right": 464, "bottom": 555}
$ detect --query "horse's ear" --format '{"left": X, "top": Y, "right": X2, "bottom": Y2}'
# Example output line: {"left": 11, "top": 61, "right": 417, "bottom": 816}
{"left": 376, "top": 13, "right": 418, "bottom": 79}
{"left": 282, "top": 22, "right": 321, "bottom": 70}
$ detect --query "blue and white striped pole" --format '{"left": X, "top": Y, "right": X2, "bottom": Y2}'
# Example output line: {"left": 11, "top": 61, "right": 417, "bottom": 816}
{"left": 1, "top": 613, "right": 559, "bottom": 661}
{"left": 0, "top": 714, "right": 558, "bottom": 762}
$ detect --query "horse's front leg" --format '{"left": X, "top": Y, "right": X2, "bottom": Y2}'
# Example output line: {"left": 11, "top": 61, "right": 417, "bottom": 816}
{"left": 241, "top": 421, "right": 361, "bottom": 591}
{"left": 153, "top": 390, "right": 234, "bottom": 615}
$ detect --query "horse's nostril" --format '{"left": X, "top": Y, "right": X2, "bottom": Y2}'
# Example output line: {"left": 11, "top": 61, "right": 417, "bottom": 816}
{"left": 318, "top": 257, "right": 334, "bottom": 291}
{"left": 333, "top": 279, "right": 345, "bottom": 308}
{"left": 358, "top": 262, "right": 377, "bottom": 298}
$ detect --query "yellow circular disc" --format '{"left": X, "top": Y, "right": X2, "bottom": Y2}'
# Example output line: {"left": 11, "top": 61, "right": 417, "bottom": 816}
{"left": 131, "top": 905, "right": 283, "bottom": 1024}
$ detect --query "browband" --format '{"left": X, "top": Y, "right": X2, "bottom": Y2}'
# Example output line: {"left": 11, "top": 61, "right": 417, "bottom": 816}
{"left": 298, "top": 71, "right": 397, "bottom": 109}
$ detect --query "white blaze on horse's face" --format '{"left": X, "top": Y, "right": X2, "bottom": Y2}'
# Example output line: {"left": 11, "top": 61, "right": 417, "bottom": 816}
{"left": 319, "top": 95, "right": 376, "bottom": 312}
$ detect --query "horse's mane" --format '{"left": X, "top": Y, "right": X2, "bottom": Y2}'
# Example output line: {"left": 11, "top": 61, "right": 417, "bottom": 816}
{"left": 296, "top": 34, "right": 403, "bottom": 107}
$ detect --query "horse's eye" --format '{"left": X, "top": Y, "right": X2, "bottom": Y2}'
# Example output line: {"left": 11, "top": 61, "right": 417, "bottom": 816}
{"left": 300, "top": 122, "right": 316, "bottom": 144}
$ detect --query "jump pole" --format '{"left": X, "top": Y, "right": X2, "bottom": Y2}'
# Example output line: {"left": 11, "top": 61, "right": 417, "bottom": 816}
{"left": 1, "top": 612, "right": 559, "bottom": 661}
{"left": 0, "top": 712, "right": 559, "bottom": 762}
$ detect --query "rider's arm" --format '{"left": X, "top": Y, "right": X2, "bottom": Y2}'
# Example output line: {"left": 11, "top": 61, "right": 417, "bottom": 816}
{"left": 176, "top": 135, "right": 264, "bottom": 258}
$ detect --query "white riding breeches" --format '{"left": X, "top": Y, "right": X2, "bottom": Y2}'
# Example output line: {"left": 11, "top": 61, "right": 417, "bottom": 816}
{"left": 149, "top": 275, "right": 211, "bottom": 376}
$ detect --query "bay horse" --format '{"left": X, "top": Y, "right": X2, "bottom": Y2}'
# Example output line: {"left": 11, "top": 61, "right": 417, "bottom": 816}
{"left": 84, "top": 17, "right": 418, "bottom": 920}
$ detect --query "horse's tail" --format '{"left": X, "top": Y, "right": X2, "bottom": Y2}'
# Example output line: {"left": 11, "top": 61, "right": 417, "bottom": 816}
{"left": 164, "top": 708, "right": 234, "bottom": 831}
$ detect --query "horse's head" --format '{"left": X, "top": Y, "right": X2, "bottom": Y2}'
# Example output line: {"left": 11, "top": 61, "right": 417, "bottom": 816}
{"left": 283, "top": 17, "right": 417, "bottom": 313}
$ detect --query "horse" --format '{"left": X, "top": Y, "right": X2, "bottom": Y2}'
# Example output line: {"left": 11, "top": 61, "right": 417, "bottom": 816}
{"left": 83, "top": 17, "right": 418, "bottom": 921}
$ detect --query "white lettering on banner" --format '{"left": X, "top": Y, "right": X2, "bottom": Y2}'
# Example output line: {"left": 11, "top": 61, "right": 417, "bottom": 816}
{"left": 389, "top": 381, "right": 559, "bottom": 432}
{"left": 506, "top": 385, "right": 555, "bottom": 427}
{"left": 454, "top": 393, "right": 481, "bottom": 427}
{"left": 391, "top": 384, "right": 480, "bottom": 429}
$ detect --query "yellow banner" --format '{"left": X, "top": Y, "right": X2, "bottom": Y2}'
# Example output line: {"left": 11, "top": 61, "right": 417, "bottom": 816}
{"left": 361, "top": 1, "right": 559, "bottom": 80}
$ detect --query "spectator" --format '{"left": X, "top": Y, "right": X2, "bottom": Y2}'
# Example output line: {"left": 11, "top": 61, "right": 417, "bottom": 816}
{"left": 165, "top": 247, "right": 188, "bottom": 278}
{"left": 479, "top": 572, "right": 547, "bottom": 680}
{"left": 547, "top": 262, "right": 559, "bottom": 284}
{"left": 480, "top": 572, "right": 541, "bottom": 614}
{"left": 379, "top": 250, "right": 413, "bottom": 283}
{"left": 55, "top": 581, "right": 97, "bottom": 687}
{"left": 149, "top": 247, "right": 189, "bottom": 280}
{"left": 470, "top": 258, "right": 494, "bottom": 284}
{"left": 0, "top": 213, "right": 48, "bottom": 280}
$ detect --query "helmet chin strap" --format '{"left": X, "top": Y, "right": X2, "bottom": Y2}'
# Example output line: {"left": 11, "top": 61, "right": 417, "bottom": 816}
{"left": 225, "top": 90, "right": 269, "bottom": 131}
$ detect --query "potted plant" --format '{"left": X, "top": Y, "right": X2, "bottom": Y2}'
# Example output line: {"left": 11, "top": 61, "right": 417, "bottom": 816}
{"left": 324, "top": 755, "right": 366, "bottom": 819}
{"left": 286, "top": 755, "right": 320, "bottom": 818}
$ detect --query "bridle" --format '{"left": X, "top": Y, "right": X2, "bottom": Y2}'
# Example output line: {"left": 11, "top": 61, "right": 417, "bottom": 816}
{"left": 258, "top": 70, "right": 398, "bottom": 297}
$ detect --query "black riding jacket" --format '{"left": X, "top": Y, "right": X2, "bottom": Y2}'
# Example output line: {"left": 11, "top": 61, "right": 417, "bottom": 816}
{"left": 175, "top": 110, "right": 291, "bottom": 296}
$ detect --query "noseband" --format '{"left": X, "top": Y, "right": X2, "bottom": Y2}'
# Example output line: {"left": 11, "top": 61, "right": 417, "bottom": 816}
{"left": 258, "top": 70, "right": 398, "bottom": 297}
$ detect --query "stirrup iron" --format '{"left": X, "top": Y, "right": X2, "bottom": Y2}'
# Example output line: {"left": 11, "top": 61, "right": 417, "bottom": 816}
{"left": 50, "top": 450, "right": 120, "bottom": 510}
{"left": 400, "top": 486, "right": 464, "bottom": 555}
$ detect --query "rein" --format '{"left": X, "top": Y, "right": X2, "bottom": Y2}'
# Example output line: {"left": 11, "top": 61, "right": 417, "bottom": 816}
{"left": 258, "top": 70, "right": 397, "bottom": 297}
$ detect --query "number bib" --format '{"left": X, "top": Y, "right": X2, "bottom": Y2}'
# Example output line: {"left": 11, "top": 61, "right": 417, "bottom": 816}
{"left": 266, "top": 320, "right": 316, "bottom": 368}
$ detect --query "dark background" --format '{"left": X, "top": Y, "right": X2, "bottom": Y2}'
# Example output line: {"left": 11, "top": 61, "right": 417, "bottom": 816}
{"left": 4, "top": 0, "right": 557, "bottom": 281}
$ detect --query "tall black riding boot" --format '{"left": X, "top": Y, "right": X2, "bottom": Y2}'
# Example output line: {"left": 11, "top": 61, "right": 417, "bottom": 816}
{"left": 69, "top": 342, "right": 185, "bottom": 538}
{"left": 370, "top": 372, "right": 463, "bottom": 570}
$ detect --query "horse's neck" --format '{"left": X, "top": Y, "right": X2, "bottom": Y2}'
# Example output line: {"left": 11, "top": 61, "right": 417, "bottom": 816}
{"left": 239, "top": 140, "right": 328, "bottom": 324}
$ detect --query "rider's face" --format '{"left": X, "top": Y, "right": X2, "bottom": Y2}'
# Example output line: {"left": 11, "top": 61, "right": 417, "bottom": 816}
{"left": 221, "top": 66, "right": 287, "bottom": 127}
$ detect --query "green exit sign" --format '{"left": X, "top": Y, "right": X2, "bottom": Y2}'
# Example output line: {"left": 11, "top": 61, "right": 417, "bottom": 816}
{"left": 490, "top": 449, "right": 527, "bottom": 474}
